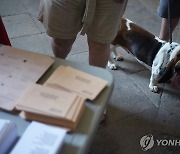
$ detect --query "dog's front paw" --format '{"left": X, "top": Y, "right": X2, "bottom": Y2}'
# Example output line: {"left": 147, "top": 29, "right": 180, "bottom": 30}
{"left": 149, "top": 85, "right": 159, "bottom": 93}
{"left": 110, "top": 50, "right": 124, "bottom": 61}
{"left": 114, "top": 54, "right": 124, "bottom": 61}
{"left": 107, "top": 61, "right": 118, "bottom": 70}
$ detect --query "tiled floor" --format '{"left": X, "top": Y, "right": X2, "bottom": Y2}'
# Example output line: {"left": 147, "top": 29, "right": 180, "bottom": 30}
{"left": 1, "top": 0, "right": 180, "bottom": 153}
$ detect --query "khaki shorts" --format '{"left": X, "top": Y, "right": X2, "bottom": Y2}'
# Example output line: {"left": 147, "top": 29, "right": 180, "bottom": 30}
{"left": 38, "top": 0, "right": 127, "bottom": 44}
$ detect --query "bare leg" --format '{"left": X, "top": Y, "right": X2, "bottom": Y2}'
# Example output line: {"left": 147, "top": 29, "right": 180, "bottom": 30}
{"left": 51, "top": 37, "right": 76, "bottom": 59}
{"left": 159, "top": 17, "right": 179, "bottom": 41}
{"left": 88, "top": 38, "right": 110, "bottom": 122}
{"left": 87, "top": 37, "right": 110, "bottom": 68}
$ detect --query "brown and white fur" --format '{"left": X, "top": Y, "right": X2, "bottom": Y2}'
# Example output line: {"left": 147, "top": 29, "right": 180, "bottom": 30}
{"left": 108, "top": 18, "right": 180, "bottom": 93}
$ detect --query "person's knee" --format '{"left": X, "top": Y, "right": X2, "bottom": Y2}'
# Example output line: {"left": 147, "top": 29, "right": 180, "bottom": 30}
{"left": 52, "top": 38, "right": 76, "bottom": 48}
{"left": 51, "top": 37, "right": 76, "bottom": 58}
{"left": 88, "top": 38, "right": 110, "bottom": 68}
{"left": 88, "top": 38, "right": 110, "bottom": 50}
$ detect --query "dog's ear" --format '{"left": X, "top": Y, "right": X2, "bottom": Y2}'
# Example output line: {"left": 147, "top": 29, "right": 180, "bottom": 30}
{"left": 175, "top": 59, "right": 180, "bottom": 72}
{"left": 111, "top": 31, "right": 128, "bottom": 47}
{"left": 158, "top": 59, "right": 175, "bottom": 83}
{"left": 111, "top": 19, "right": 128, "bottom": 47}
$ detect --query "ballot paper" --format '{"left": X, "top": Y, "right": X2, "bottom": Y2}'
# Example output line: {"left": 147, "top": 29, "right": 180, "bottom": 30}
{"left": 16, "top": 83, "right": 78, "bottom": 118}
{"left": 45, "top": 66, "right": 108, "bottom": 100}
{"left": 0, "top": 45, "right": 54, "bottom": 111}
{"left": 10, "top": 121, "right": 67, "bottom": 154}
{"left": 16, "top": 83, "right": 85, "bottom": 131}
{"left": 0, "top": 119, "right": 18, "bottom": 154}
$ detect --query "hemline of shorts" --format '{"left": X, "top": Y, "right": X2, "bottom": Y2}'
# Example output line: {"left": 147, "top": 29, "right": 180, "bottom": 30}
{"left": 47, "top": 29, "right": 116, "bottom": 44}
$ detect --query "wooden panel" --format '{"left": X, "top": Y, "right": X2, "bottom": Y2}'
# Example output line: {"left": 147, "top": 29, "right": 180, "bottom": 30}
{"left": 0, "top": 45, "right": 54, "bottom": 111}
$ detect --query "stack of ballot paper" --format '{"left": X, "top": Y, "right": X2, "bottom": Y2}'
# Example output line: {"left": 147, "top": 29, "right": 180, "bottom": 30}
{"left": 15, "top": 66, "right": 107, "bottom": 131}
{"left": 11, "top": 121, "right": 67, "bottom": 154}
{"left": 16, "top": 83, "right": 85, "bottom": 131}
{"left": 44, "top": 66, "right": 108, "bottom": 100}
{"left": 0, "top": 119, "right": 18, "bottom": 154}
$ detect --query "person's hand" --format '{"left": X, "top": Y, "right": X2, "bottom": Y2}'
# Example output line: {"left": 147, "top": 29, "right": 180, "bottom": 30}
{"left": 114, "top": 0, "right": 125, "bottom": 3}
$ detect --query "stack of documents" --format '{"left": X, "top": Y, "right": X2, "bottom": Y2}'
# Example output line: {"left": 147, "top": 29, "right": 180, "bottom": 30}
{"left": 11, "top": 121, "right": 67, "bottom": 154}
{"left": 15, "top": 66, "right": 107, "bottom": 131}
{"left": 0, "top": 119, "right": 18, "bottom": 154}
{"left": 45, "top": 66, "right": 108, "bottom": 100}
{"left": 16, "top": 83, "right": 85, "bottom": 131}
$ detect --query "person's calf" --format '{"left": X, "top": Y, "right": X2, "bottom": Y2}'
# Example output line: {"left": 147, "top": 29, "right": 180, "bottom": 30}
{"left": 159, "top": 17, "right": 180, "bottom": 41}
{"left": 87, "top": 38, "right": 110, "bottom": 124}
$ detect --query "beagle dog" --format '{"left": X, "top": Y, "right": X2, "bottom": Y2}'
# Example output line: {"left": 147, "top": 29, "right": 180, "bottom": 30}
{"left": 108, "top": 18, "right": 180, "bottom": 93}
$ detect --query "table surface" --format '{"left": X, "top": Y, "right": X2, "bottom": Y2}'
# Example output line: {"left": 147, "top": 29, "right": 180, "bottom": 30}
{"left": 0, "top": 55, "right": 114, "bottom": 154}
